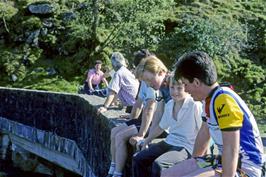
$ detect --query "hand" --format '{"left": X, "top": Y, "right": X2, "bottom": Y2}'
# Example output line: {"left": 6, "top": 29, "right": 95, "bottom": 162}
{"left": 97, "top": 106, "right": 107, "bottom": 115}
{"left": 141, "top": 139, "right": 150, "bottom": 151}
{"left": 129, "top": 136, "right": 143, "bottom": 146}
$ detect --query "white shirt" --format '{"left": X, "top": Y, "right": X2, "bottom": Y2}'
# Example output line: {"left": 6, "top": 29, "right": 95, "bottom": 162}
{"left": 159, "top": 95, "right": 202, "bottom": 154}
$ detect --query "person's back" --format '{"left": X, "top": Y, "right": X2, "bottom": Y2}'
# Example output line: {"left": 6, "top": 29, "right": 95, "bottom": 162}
{"left": 109, "top": 65, "right": 139, "bottom": 106}
{"left": 97, "top": 52, "right": 138, "bottom": 115}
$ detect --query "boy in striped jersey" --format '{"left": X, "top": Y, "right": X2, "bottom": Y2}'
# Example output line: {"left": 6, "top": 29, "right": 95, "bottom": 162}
{"left": 162, "top": 51, "right": 264, "bottom": 177}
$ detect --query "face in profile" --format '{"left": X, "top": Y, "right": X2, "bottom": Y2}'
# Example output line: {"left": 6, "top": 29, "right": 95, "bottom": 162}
{"left": 169, "top": 78, "right": 186, "bottom": 101}
{"left": 95, "top": 63, "right": 102, "bottom": 70}
{"left": 181, "top": 77, "right": 202, "bottom": 101}
{"left": 142, "top": 70, "right": 166, "bottom": 90}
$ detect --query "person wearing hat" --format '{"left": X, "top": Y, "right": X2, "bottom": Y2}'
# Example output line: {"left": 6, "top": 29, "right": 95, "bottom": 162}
{"left": 83, "top": 60, "right": 108, "bottom": 95}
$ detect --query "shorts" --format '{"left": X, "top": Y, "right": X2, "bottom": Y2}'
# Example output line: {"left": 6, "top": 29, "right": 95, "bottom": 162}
{"left": 125, "top": 118, "right": 141, "bottom": 130}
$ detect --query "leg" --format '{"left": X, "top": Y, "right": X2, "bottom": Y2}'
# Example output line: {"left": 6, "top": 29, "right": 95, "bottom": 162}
{"left": 108, "top": 125, "right": 129, "bottom": 176}
{"left": 133, "top": 141, "right": 169, "bottom": 177}
{"left": 161, "top": 158, "right": 199, "bottom": 177}
{"left": 115, "top": 125, "right": 138, "bottom": 173}
{"left": 83, "top": 82, "right": 91, "bottom": 94}
{"left": 110, "top": 125, "right": 128, "bottom": 162}
{"left": 186, "top": 166, "right": 219, "bottom": 177}
{"left": 152, "top": 147, "right": 190, "bottom": 177}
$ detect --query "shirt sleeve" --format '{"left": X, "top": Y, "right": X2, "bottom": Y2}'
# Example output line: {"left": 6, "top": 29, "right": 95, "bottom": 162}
{"left": 86, "top": 69, "right": 95, "bottom": 81}
{"left": 214, "top": 93, "right": 243, "bottom": 131}
{"left": 144, "top": 87, "right": 157, "bottom": 101}
{"left": 108, "top": 72, "right": 120, "bottom": 94}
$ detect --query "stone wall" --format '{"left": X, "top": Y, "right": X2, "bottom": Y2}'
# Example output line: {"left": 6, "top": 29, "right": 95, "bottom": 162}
{"left": 0, "top": 87, "right": 128, "bottom": 177}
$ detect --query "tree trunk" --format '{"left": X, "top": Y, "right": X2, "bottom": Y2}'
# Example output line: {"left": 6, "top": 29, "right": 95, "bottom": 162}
{"left": 91, "top": 0, "right": 99, "bottom": 43}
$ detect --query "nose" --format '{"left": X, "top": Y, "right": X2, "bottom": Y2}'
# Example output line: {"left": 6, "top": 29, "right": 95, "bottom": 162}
{"left": 184, "top": 86, "right": 190, "bottom": 93}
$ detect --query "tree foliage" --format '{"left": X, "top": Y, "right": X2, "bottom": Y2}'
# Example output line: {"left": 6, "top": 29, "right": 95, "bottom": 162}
{"left": 0, "top": 0, "right": 265, "bottom": 119}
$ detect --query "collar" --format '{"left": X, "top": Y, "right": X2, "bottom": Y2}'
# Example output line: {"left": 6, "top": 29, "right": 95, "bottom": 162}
{"left": 204, "top": 86, "right": 219, "bottom": 118}
{"left": 206, "top": 86, "right": 219, "bottom": 99}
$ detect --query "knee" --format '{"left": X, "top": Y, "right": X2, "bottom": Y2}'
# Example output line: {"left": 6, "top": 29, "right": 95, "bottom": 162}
{"left": 115, "top": 133, "right": 127, "bottom": 147}
{"left": 111, "top": 126, "right": 123, "bottom": 139}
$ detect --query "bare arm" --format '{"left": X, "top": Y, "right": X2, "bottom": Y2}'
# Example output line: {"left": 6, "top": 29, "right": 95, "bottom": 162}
{"left": 137, "top": 99, "right": 157, "bottom": 137}
{"left": 129, "top": 98, "right": 143, "bottom": 119}
{"left": 129, "top": 99, "right": 156, "bottom": 145}
{"left": 149, "top": 100, "right": 165, "bottom": 133}
{"left": 97, "top": 90, "right": 116, "bottom": 114}
{"left": 192, "top": 121, "right": 211, "bottom": 157}
{"left": 88, "top": 77, "right": 94, "bottom": 91}
{"left": 221, "top": 130, "right": 239, "bottom": 177}
{"left": 144, "top": 124, "right": 164, "bottom": 147}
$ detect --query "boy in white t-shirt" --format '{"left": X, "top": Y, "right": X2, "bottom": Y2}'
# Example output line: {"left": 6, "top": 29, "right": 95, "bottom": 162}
{"left": 132, "top": 76, "right": 202, "bottom": 177}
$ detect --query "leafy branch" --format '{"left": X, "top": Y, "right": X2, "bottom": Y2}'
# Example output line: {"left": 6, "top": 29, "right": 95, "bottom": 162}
{"left": 1, "top": 11, "right": 9, "bottom": 33}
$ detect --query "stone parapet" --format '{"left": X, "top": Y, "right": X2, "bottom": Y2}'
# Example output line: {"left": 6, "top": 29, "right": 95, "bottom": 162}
{"left": 0, "top": 87, "right": 128, "bottom": 177}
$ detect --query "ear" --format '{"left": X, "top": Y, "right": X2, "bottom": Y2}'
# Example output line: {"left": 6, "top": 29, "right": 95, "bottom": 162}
{"left": 193, "top": 78, "right": 201, "bottom": 87}
{"left": 158, "top": 70, "right": 166, "bottom": 76}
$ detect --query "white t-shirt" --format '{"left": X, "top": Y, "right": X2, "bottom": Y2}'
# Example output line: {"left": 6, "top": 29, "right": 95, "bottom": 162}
{"left": 159, "top": 95, "right": 202, "bottom": 154}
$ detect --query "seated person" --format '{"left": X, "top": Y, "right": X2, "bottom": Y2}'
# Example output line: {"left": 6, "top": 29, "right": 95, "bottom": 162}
{"left": 106, "top": 49, "right": 157, "bottom": 177}
{"left": 97, "top": 52, "right": 139, "bottom": 114}
{"left": 132, "top": 76, "right": 202, "bottom": 177}
{"left": 83, "top": 60, "right": 108, "bottom": 96}
{"left": 161, "top": 51, "right": 265, "bottom": 177}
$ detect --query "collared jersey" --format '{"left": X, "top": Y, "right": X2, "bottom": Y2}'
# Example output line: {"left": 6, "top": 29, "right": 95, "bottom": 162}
{"left": 203, "top": 86, "right": 264, "bottom": 168}
{"left": 160, "top": 96, "right": 202, "bottom": 154}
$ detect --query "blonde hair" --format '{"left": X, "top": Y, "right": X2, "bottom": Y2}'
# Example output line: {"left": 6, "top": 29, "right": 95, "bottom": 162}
{"left": 135, "top": 56, "right": 168, "bottom": 79}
